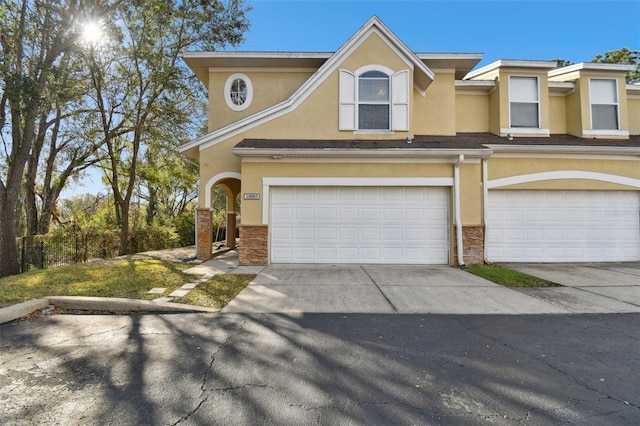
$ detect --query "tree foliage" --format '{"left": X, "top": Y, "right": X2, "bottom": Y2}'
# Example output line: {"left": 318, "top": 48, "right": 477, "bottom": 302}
{"left": 84, "top": 0, "right": 249, "bottom": 255}
{"left": 0, "top": 0, "right": 250, "bottom": 277}
{"left": 592, "top": 47, "right": 640, "bottom": 84}
{"left": 553, "top": 47, "right": 640, "bottom": 84}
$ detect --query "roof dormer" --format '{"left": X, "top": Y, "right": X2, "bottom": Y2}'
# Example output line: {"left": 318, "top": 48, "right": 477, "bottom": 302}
{"left": 549, "top": 63, "right": 635, "bottom": 139}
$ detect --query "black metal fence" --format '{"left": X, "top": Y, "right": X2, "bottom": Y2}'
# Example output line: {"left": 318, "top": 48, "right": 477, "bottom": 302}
{"left": 17, "top": 231, "right": 121, "bottom": 273}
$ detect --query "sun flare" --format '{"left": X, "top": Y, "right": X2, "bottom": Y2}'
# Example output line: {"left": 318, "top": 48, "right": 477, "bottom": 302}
{"left": 82, "top": 21, "right": 103, "bottom": 44}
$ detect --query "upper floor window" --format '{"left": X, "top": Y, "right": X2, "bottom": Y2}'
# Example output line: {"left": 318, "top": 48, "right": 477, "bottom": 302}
{"left": 590, "top": 78, "right": 619, "bottom": 130}
{"left": 224, "top": 73, "right": 253, "bottom": 111}
{"left": 339, "top": 66, "right": 409, "bottom": 132}
{"left": 509, "top": 76, "right": 539, "bottom": 128}
{"left": 358, "top": 71, "right": 390, "bottom": 130}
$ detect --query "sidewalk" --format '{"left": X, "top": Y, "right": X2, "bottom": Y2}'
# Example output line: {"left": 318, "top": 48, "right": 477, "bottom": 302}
{"left": 147, "top": 250, "right": 264, "bottom": 303}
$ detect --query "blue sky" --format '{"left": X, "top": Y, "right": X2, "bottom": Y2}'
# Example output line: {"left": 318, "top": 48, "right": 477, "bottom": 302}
{"left": 237, "top": 0, "right": 639, "bottom": 67}
{"left": 64, "top": 0, "right": 639, "bottom": 198}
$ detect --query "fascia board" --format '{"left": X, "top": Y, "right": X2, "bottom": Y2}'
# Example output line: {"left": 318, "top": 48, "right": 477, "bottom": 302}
{"left": 180, "top": 16, "right": 435, "bottom": 154}
{"left": 232, "top": 147, "right": 493, "bottom": 158}
{"left": 181, "top": 51, "right": 333, "bottom": 60}
{"left": 549, "top": 62, "right": 636, "bottom": 78}
{"left": 484, "top": 144, "right": 640, "bottom": 156}
{"left": 466, "top": 59, "right": 557, "bottom": 80}
{"left": 417, "top": 53, "right": 484, "bottom": 60}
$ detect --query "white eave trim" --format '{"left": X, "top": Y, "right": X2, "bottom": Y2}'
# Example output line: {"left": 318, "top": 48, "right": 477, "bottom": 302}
{"left": 465, "top": 59, "right": 557, "bottom": 80}
{"left": 232, "top": 147, "right": 493, "bottom": 159}
{"left": 416, "top": 53, "right": 484, "bottom": 60}
{"left": 484, "top": 144, "right": 640, "bottom": 156}
{"left": 178, "top": 16, "right": 435, "bottom": 154}
{"left": 181, "top": 51, "right": 333, "bottom": 60}
{"left": 549, "top": 62, "right": 636, "bottom": 78}
{"left": 455, "top": 80, "right": 495, "bottom": 91}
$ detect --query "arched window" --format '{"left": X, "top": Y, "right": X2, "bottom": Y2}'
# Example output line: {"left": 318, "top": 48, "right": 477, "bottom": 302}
{"left": 358, "top": 71, "right": 390, "bottom": 130}
{"left": 339, "top": 67, "right": 409, "bottom": 132}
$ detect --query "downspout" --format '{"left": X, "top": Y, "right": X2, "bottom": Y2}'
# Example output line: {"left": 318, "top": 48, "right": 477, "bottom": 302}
{"left": 454, "top": 154, "right": 465, "bottom": 266}
{"left": 482, "top": 158, "right": 489, "bottom": 263}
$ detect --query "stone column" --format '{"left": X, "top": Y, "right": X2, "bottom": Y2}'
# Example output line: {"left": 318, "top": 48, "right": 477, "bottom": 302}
{"left": 196, "top": 208, "right": 213, "bottom": 260}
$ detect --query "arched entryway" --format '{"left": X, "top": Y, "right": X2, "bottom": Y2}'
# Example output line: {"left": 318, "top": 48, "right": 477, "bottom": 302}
{"left": 196, "top": 172, "right": 241, "bottom": 260}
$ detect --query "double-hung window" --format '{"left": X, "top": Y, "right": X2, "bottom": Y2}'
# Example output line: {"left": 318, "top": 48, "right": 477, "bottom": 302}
{"left": 339, "top": 67, "right": 409, "bottom": 132}
{"left": 590, "top": 79, "right": 619, "bottom": 130}
{"left": 358, "top": 71, "right": 390, "bottom": 130}
{"left": 509, "top": 76, "right": 539, "bottom": 128}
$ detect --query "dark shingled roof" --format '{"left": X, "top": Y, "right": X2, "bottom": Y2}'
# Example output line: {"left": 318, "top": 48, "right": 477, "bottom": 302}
{"left": 234, "top": 133, "right": 640, "bottom": 150}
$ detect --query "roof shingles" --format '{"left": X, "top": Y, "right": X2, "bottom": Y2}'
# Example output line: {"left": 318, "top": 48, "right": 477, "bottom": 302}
{"left": 234, "top": 133, "right": 640, "bottom": 151}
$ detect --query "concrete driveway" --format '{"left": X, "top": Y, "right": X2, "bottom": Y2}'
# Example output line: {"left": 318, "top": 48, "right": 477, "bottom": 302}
{"left": 223, "top": 264, "right": 570, "bottom": 315}
{"left": 503, "top": 262, "right": 640, "bottom": 313}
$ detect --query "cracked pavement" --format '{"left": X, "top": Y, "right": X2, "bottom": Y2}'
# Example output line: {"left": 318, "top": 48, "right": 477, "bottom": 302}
{"left": 1, "top": 312, "right": 640, "bottom": 425}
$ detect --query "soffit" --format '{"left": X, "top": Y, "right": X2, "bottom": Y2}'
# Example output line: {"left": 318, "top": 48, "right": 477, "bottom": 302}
{"left": 181, "top": 52, "right": 331, "bottom": 83}
{"left": 417, "top": 53, "right": 483, "bottom": 79}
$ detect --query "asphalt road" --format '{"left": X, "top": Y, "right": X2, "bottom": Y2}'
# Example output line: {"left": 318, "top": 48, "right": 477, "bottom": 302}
{"left": 1, "top": 312, "right": 639, "bottom": 425}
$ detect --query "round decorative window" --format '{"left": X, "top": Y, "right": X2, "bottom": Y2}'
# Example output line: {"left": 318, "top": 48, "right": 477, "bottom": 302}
{"left": 224, "top": 73, "right": 253, "bottom": 111}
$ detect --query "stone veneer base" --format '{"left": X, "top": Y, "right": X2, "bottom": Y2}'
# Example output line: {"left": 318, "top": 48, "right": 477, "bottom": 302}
{"left": 454, "top": 225, "right": 485, "bottom": 265}
{"left": 239, "top": 225, "right": 268, "bottom": 266}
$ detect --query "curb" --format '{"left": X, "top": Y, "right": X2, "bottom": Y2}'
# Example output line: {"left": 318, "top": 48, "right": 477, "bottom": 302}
{"left": 0, "top": 296, "right": 218, "bottom": 325}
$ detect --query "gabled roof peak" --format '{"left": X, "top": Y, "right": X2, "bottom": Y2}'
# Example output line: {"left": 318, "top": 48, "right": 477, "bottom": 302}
{"left": 179, "top": 16, "right": 436, "bottom": 156}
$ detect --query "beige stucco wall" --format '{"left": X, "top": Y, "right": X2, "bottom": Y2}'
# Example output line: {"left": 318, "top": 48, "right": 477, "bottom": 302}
{"left": 413, "top": 70, "right": 456, "bottom": 135}
{"left": 239, "top": 160, "right": 457, "bottom": 224}
{"left": 208, "top": 71, "right": 314, "bottom": 131}
{"left": 629, "top": 96, "right": 640, "bottom": 135}
{"left": 565, "top": 84, "right": 583, "bottom": 136}
{"left": 198, "top": 136, "right": 244, "bottom": 205}
{"left": 455, "top": 93, "right": 490, "bottom": 133}
{"left": 488, "top": 79, "right": 500, "bottom": 134}
{"left": 487, "top": 157, "right": 640, "bottom": 190}
{"left": 459, "top": 162, "right": 482, "bottom": 224}
{"left": 549, "top": 95, "right": 567, "bottom": 134}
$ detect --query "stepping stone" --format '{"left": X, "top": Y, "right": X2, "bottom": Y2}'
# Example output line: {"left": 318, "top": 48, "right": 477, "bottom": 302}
{"left": 169, "top": 289, "right": 191, "bottom": 297}
{"left": 152, "top": 297, "right": 173, "bottom": 303}
{"left": 181, "top": 283, "right": 198, "bottom": 290}
{"left": 147, "top": 288, "right": 167, "bottom": 294}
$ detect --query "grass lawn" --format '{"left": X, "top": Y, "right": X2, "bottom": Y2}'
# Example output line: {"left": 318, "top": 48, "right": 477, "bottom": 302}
{"left": 172, "top": 275, "right": 255, "bottom": 309}
{"left": 0, "top": 259, "right": 254, "bottom": 309}
{"left": 464, "top": 264, "right": 561, "bottom": 288}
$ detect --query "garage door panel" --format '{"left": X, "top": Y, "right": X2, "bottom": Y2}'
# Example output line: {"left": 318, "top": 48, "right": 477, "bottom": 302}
{"left": 488, "top": 190, "right": 639, "bottom": 262}
{"left": 339, "top": 208, "right": 358, "bottom": 220}
{"left": 361, "top": 208, "right": 380, "bottom": 220}
{"left": 270, "top": 186, "right": 449, "bottom": 264}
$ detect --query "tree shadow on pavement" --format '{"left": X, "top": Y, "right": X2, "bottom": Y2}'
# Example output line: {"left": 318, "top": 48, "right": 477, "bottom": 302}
{"left": 1, "top": 312, "right": 640, "bottom": 424}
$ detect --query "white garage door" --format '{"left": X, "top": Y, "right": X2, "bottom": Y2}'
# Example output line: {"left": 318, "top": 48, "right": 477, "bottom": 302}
{"left": 487, "top": 190, "right": 640, "bottom": 262}
{"left": 270, "top": 186, "right": 449, "bottom": 264}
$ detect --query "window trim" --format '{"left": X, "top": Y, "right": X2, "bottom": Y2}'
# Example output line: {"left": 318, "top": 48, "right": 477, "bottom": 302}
{"left": 508, "top": 75, "right": 541, "bottom": 129}
{"left": 339, "top": 65, "right": 409, "bottom": 133}
{"left": 589, "top": 78, "right": 620, "bottom": 131}
{"left": 357, "top": 69, "right": 391, "bottom": 130}
{"left": 224, "top": 73, "right": 253, "bottom": 112}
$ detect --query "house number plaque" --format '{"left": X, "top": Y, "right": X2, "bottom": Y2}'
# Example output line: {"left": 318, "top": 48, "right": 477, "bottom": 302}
{"left": 243, "top": 193, "right": 260, "bottom": 200}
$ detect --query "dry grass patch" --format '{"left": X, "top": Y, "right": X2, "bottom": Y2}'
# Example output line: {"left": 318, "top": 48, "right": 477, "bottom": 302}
{"left": 173, "top": 274, "right": 254, "bottom": 309}
{"left": 0, "top": 259, "right": 192, "bottom": 308}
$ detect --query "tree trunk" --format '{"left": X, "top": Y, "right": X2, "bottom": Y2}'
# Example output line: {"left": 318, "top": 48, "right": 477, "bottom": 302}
{"left": 0, "top": 195, "right": 21, "bottom": 277}
{"left": 118, "top": 202, "right": 130, "bottom": 256}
